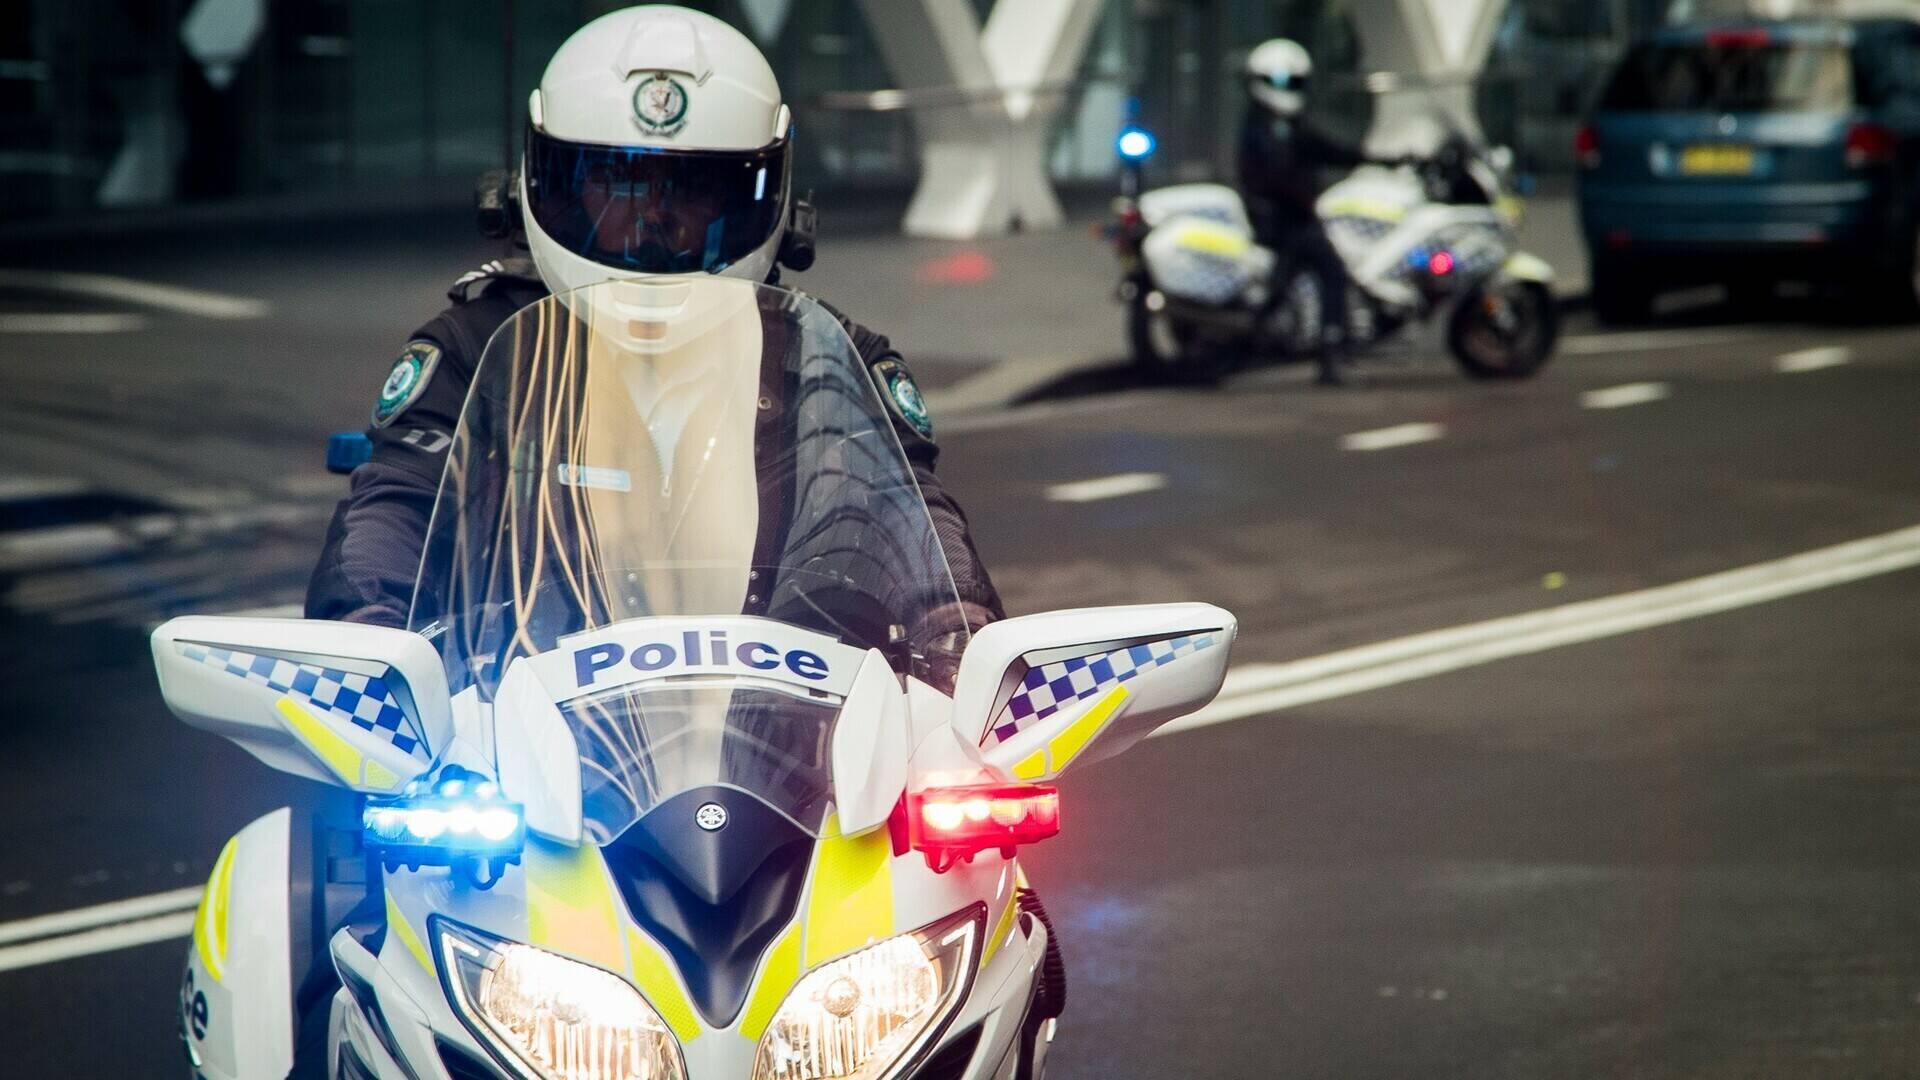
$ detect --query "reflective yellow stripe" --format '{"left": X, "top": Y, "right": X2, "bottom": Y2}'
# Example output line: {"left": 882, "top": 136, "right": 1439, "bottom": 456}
{"left": 1322, "top": 197, "right": 1405, "bottom": 222}
{"left": 1048, "top": 685, "right": 1130, "bottom": 772}
{"left": 193, "top": 835, "right": 238, "bottom": 983}
{"left": 979, "top": 891, "right": 1021, "bottom": 971}
{"left": 385, "top": 891, "right": 432, "bottom": 973}
{"left": 804, "top": 814, "right": 894, "bottom": 966}
{"left": 276, "top": 696, "right": 364, "bottom": 787}
{"left": 363, "top": 758, "right": 400, "bottom": 792}
{"left": 1174, "top": 223, "right": 1250, "bottom": 257}
{"left": 626, "top": 929, "right": 701, "bottom": 1045}
{"left": 524, "top": 841, "right": 626, "bottom": 971}
{"left": 1011, "top": 750, "right": 1048, "bottom": 781}
{"left": 737, "top": 924, "right": 801, "bottom": 1043}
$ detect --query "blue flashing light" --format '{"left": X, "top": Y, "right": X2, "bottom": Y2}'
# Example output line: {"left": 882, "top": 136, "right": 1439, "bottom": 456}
{"left": 1117, "top": 126, "right": 1157, "bottom": 161}
{"left": 364, "top": 793, "right": 525, "bottom": 866}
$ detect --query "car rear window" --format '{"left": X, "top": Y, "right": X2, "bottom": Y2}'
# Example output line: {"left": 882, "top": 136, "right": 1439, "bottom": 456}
{"left": 1600, "top": 39, "right": 1855, "bottom": 112}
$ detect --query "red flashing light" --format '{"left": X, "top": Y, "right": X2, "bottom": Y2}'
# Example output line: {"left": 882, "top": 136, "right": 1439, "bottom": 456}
{"left": 1428, "top": 251, "right": 1455, "bottom": 276}
{"left": 907, "top": 784, "right": 1061, "bottom": 871}
{"left": 1705, "top": 28, "right": 1771, "bottom": 49}
{"left": 1845, "top": 123, "right": 1895, "bottom": 169}
{"left": 1574, "top": 125, "right": 1601, "bottom": 170}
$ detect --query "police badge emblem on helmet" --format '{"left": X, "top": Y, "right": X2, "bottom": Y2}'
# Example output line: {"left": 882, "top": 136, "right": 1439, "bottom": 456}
{"left": 633, "top": 72, "right": 690, "bottom": 136}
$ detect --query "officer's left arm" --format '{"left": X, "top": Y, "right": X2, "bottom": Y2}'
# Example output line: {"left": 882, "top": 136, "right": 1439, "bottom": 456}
{"left": 843, "top": 320, "right": 1006, "bottom": 633}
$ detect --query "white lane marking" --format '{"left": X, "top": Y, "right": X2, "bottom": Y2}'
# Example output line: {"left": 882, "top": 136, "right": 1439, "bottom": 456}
{"left": 1161, "top": 522, "right": 1920, "bottom": 735}
{"left": 0, "top": 269, "right": 269, "bottom": 319}
{"left": 1341, "top": 422, "right": 1444, "bottom": 452}
{"left": 1045, "top": 472, "right": 1167, "bottom": 503}
{"left": 1559, "top": 328, "right": 1747, "bottom": 356}
{"left": 0, "top": 477, "right": 89, "bottom": 503}
{"left": 1776, "top": 346, "right": 1850, "bottom": 373}
{"left": 0, "top": 313, "right": 150, "bottom": 334}
{"left": 0, "top": 911, "right": 196, "bottom": 974}
{"left": 1579, "top": 381, "right": 1671, "bottom": 410}
{"left": 0, "top": 886, "right": 201, "bottom": 947}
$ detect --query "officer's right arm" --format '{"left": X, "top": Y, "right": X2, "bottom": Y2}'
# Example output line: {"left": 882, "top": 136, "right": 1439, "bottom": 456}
{"left": 304, "top": 337, "right": 467, "bottom": 626}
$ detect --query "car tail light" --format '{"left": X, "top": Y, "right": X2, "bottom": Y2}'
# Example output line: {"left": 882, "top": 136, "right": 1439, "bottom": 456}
{"left": 1574, "top": 125, "right": 1600, "bottom": 170}
{"left": 906, "top": 784, "right": 1060, "bottom": 871}
{"left": 1705, "top": 28, "right": 1771, "bottom": 49}
{"left": 1846, "top": 123, "right": 1895, "bottom": 168}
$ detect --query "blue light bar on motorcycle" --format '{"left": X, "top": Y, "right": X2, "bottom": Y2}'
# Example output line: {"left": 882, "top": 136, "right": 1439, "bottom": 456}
{"left": 363, "top": 777, "right": 525, "bottom": 867}
{"left": 1117, "top": 126, "right": 1157, "bottom": 161}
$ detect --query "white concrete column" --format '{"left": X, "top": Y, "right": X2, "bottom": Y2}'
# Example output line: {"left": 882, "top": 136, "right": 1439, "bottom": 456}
{"left": 1347, "top": 0, "right": 1510, "bottom": 153}
{"left": 855, "top": 0, "right": 1105, "bottom": 238}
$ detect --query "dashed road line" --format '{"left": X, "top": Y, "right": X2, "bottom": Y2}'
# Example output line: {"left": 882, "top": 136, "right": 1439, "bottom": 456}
{"left": 1341, "top": 422, "right": 1444, "bottom": 452}
{"left": 1560, "top": 328, "right": 1750, "bottom": 356}
{"left": 0, "top": 269, "right": 269, "bottom": 319}
{"left": 1579, "top": 381, "right": 1672, "bottom": 410}
{"left": 1776, "top": 346, "right": 1850, "bottom": 373}
{"left": 1046, "top": 472, "right": 1167, "bottom": 503}
{"left": 0, "top": 313, "right": 150, "bottom": 334}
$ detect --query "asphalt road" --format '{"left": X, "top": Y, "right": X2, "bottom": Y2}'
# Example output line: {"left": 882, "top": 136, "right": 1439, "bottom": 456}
{"left": 2, "top": 213, "right": 1919, "bottom": 1078}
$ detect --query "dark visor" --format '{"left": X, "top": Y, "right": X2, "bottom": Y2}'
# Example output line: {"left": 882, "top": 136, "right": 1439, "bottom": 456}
{"left": 525, "top": 129, "right": 789, "bottom": 275}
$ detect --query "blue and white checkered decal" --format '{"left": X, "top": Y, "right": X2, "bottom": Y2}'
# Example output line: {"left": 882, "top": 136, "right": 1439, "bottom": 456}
{"left": 984, "top": 634, "right": 1216, "bottom": 748}
{"left": 178, "top": 643, "right": 426, "bottom": 757}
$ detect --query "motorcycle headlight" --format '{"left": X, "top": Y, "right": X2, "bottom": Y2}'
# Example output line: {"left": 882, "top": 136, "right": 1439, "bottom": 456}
{"left": 436, "top": 919, "right": 687, "bottom": 1080}
{"left": 751, "top": 908, "right": 982, "bottom": 1080}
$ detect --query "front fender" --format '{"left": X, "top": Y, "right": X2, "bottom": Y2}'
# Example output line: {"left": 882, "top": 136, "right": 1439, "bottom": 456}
{"left": 180, "top": 808, "right": 294, "bottom": 1080}
{"left": 1500, "top": 251, "right": 1555, "bottom": 285}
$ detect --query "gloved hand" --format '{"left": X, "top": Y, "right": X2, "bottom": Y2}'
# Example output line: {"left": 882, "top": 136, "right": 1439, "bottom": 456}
{"left": 909, "top": 600, "right": 999, "bottom": 692}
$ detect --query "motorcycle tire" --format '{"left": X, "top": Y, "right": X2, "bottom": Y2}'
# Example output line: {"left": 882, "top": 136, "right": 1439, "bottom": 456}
{"left": 1448, "top": 280, "right": 1557, "bottom": 381}
{"left": 1127, "top": 297, "right": 1236, "bottom": 384}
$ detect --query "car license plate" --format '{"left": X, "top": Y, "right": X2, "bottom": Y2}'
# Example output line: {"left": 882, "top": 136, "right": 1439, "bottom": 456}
{"left": 1679, "top": 144, "right": 1755, "bottom": 176}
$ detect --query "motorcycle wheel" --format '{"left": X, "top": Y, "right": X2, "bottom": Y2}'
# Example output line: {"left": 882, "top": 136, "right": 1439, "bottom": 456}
{"left": 1127, "top": 296, "right": 1236, "bottom": 384}
{"left": 1448, "top": 280, "right": 1557, "bottom": 380}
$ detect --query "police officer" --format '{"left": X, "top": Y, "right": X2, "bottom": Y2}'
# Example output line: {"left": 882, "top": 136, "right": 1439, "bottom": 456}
{"left": 290, "top": 11, "right": 1003, "bottom": 1069}
{"left": 1237, "top": 38, "right": 1404, "bottom": 386}
{"left": 306, "top": 4, "right": 1002, "bottom": 646}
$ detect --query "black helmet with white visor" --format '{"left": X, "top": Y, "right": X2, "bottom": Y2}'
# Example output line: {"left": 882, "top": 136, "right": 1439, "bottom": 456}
{"left": 520, "top": 5, "right": 794, "bottom": 291}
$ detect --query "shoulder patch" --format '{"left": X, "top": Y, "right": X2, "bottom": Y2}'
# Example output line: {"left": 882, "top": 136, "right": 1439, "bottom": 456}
{"left": 873, "top": 358, "right": 933, "bottom": 440}
{"left": 372, "top": 342, "right": 441, "bottom": 428}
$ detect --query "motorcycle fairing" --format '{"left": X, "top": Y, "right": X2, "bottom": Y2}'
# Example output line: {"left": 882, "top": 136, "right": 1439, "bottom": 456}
{"left": 955, "top": 603, "right": 1237, "bottom": 782}
{"left": 153, "top": 617, "right": 450, "bottom": 794}
{"left": 180, "top": 808, "right": 294, "bottom": 1080}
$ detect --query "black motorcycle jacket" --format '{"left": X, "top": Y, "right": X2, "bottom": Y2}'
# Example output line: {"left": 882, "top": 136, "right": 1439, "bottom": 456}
{"left": 305, "top": 258, "right": 1005, "bottom": 634}
{"left": 1235, "top": 111, "right": 1371, "bottom": 233}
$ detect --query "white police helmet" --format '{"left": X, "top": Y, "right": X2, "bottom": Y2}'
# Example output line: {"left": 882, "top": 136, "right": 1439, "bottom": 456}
{"left": 1245, "top": 38, "right": 1313, "bottom": 119}
{"left": 520, "top": 5, "right": 793, "bottom": 294}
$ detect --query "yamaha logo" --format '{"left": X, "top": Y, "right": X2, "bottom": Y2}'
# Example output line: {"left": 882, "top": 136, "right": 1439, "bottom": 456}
{"left": 695, "top": 802, "right": 728, "bottom": 831}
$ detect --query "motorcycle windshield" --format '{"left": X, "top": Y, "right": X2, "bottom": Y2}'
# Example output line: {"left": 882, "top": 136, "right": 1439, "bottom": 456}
{"left": 407, "top": 277, "right": 963, "bottom": 838}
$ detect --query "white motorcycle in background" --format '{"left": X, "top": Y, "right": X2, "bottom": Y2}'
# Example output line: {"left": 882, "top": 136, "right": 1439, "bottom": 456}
{"left": 153, "top": 277, "right": 1236, "bottom": 1080}
{"left": 1111, "top": 130, "right": 1559, "bottom": 382}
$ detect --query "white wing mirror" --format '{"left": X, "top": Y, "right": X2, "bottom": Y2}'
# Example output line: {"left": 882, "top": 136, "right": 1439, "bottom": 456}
{"left": 953, "top": 603, "right": 1236, "bottom": 781}
{"left": 152, "top": 617, "right": 451, "bottom": 794}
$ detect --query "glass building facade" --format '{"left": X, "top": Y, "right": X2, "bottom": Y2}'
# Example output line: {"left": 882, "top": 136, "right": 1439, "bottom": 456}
{"left": 0, "top": 0, "right": 1670, "bottom": 223}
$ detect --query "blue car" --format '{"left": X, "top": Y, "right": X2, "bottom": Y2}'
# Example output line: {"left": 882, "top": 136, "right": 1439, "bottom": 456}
{"left": 1577, "top": 15, "right": 1920, "bottom": 322}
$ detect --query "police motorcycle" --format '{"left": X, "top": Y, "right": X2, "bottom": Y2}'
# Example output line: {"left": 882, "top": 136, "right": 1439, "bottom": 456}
{"left": 1110, "top": 126, "right": 1559, "bottom": 381}
{"left": 153, "top": 276, "right": 1237, "bottom": 1080}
